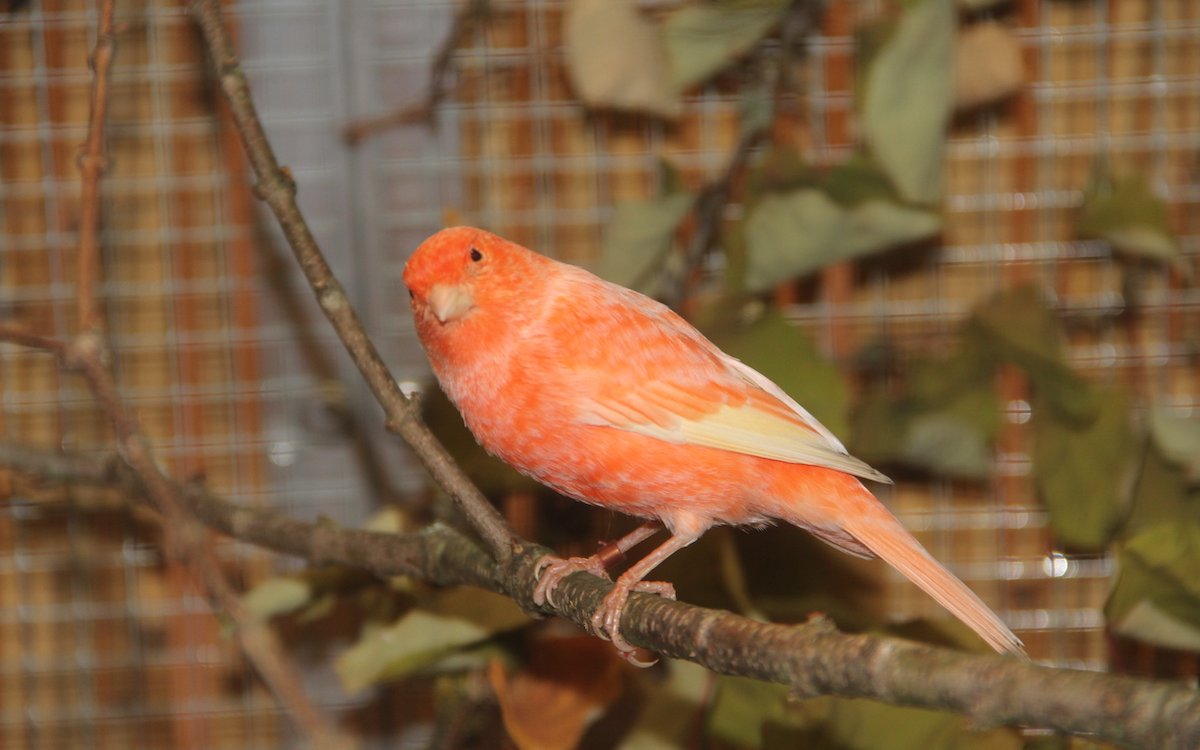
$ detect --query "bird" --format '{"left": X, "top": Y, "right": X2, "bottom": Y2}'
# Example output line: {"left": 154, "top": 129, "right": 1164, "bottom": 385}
{"left": 403, "top": 226, "right": 1025, "bottom": 660}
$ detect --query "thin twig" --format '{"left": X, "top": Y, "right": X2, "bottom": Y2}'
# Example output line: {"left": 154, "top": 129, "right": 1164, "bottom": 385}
{"left": 0, "top": 293, "right": 359, "bottom": 739}
{"left": 61, "top": 334, "right": 356, "bottom": 750}
{"left": 663, "top": 0, "right": 818, "bottom": 310}
{"left": 0, "top": 337, "right": 357, "bottom": 747}
{"left": 0, "top": 321, "right": 68, "bottom": 355}
{"left": 664, "top": 127, "right": 760, "bottom": 310}
{"left": 3, "top": 440, "right": 1199, "bottom": 750}
{"left": 187, "top": 0, "right": 519, "bottom": 564}
{"left": 341, "top": 0, "right": 487, "bottom": 145}
{"left": 76, "top": 0, "right": 117, "bottom": 334}
{"left": 51, "top": 4, "right": 358, "bottom": 746}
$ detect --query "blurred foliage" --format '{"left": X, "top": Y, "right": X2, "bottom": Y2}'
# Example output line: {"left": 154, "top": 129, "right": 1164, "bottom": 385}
{"left": 1106, "top": 523, "right": 1200, "bottom": 652}
{"left": 859, "top": 0, "right": 954, "bottom": 204}
{"left": 599, "top": 188, "right": 694, "bottom": 297}
{"left": 1077, "top": 163, "right": 1186, "bottom": 271}
{"left": 663, "top": 0, "right": 791, "bottom": 92}
{"left": 1031, "top": 389, "right": 1133, "bottom": 551}
{"left": 1122, "top": 434, "right": 1197, "bottom": 539}
{"left": 336, "top": 587, "right": 530, "bottom": 694}
{"left": 967, "top": 285, "right": 1097, "bottom": 423}
{"left": 742, "top": 172, "right": 941, "bottom": 291}
{"left": 852, "top": 336, "right": 1000, "bottom": 480}
{"left": 1149, "top": 406, "right": 1200, "bottom": 483}
{"left": 564, "top": 0, "right": 680, "bottom": 118}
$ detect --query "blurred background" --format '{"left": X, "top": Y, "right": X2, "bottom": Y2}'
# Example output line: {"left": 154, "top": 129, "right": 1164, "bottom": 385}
{"left": 0, "top": 0, "right": 1197, "bottom": 747}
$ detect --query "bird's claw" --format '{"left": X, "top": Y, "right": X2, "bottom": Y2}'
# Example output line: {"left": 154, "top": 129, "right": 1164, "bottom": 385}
{"left": 533, "top": 554, "right": 676, "bottom": 667}
{"left": 532, "top": 554, "right": 611, "bottom": 608}
{"left": 590, "top": 580, "right": 676, "bottom": 665}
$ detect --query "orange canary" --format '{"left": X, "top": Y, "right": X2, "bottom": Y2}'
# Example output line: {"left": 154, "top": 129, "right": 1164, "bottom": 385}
{"left": 404, "top": 226, "right": 1024, "bottom": 658}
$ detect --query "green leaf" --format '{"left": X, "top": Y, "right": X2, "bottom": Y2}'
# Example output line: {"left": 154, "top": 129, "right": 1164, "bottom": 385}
{"left": 860, "top": 0, "right": 955, "bottom": 204}
{"left": 564, "top": 0, "right": 681, "bottom": 118}
{"left": 1150, "top": 407, "right": 1200, "bottom": 483}
{"left": 1077, "top": 169, "right": 1183, "bottom": 267}
{"left": 1032, "top": 389, "right": 1135, "bottom": 551}
{"left": 902, "top": 411, "right": 994, "bottom": 480}
{"left": 851, "top": 346, "right": 999, "bottom": 481}
{"left": 906, "top": 337, "right": 996, "bottom": 408}
{"left": 746, "top": 146, "right": 818, "bottom": 199}
{"left": 336, "top": 588, "right": 530, "bottom": 693}
{"left": 1106, "top": 522, "right": 1200, "bottom": 652}
{"left": 969, "top": 286, "right": 1061, "bottom": 364}
{"left": 822, "top": 156, "right": 904, "bottom": 208}
{"left": 242, "top": 577, "right": 313, "bottom": 620}
{"left": 1112, "top": 601, "right": 1200, "bottom": 652}
{"left": 968, "top": 286, "right": 1097, "bottom": 423}
{"left": 744, "top": 189, "right": 940, "bottom": 290}
{"left": 619, "top": 660, "right": 710, "bottom": 749}
{"left": 1122, "top": 437, "right": 1195, "bottom": 539}
{"left": 708, "top": 675, "right": 793, "bottom": 747}
{"left": 598, "top": 192, "right": 694, "bottom": 295}
{"left": 706, "top": 305, "right": 849, "bottom": 439}
{"left": 906, "top": 343, "right": 1001, "bottom": 479}
{"left": 850, "top": 387, "right": 913, "bottom": 467}
{"left": 664, "top": 0, "right": 790, "bottom": 92}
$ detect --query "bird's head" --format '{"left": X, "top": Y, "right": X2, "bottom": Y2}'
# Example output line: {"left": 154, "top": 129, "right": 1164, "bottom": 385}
{"left": 403, "top": 226, "right": 548, "bottom": 336}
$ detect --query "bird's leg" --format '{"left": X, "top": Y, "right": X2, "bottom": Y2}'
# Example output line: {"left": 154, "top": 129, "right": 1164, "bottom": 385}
{"left": 592, "top": 532, "right": 698, "bottom": 657}
{"left": 533, "top": 521, "right": 660, "bottom": 607}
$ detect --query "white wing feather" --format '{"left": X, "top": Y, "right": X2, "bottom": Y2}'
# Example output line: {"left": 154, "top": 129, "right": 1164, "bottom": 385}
{"left": 578, "top": 354, "right": 891, "bottom": 484}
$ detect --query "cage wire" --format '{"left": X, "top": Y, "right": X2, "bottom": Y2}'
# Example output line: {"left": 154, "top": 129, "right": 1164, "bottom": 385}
{"left": 0, "top": 0, "right": 1198, "bottom": 747}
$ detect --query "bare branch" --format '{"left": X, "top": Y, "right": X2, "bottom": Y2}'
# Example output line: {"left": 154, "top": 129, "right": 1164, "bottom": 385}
{"left": 62, "top": 334, "right": 356, "bottom": 750}
{"left": 10, "top": 4, "right": 360, "bottom": 745}
{"left": 341, "top": 0, "right": 488, "bottom": 145}
{"left": 3, "top": 440, "right": 1199, "bottom": 750}
{"left": 76, "top": 0, "right": 117, "bottom": 333}
{"left": 0, "top": 328, "right": 356, "bottom": 748}
{"left": 0, "top": 321, "right": 68, "bottom": 355}
{"left": 187, "top": 0, "right": 520, "bottom": 563}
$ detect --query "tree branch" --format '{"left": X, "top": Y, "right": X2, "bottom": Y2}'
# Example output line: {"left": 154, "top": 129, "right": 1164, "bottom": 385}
{"left": 4, "top": 4, "right": 357, "bottom": 746}
{"left": 187, "top": 0, "right": 519, "bottom": 564}
{"left": 75, "top": 0, "right": 117, "bottom": 333}
{"left": 3, "top": 441, "right": 1198, "bottom": 750}
{"left": 340, "top": 0, "right": 488, "bottom": 145}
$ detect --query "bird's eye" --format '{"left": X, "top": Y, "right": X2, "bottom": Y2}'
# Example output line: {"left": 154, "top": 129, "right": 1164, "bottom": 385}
{"left": 469, "top": 247, "right": 483, "bottom": 262}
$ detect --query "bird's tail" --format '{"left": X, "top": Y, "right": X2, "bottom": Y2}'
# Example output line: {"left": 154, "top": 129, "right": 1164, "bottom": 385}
{"left": 842, "top": 509, "right": 1026, "bottom": 656}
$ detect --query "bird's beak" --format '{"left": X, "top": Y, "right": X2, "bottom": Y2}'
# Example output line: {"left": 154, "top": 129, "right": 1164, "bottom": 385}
{"left": 427, "top": 283, "right": 475, "bottom": 323}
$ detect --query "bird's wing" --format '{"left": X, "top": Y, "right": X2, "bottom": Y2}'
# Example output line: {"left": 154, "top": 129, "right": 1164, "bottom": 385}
{"left": 567, "top": 285, "right": 890, "bottom": 484}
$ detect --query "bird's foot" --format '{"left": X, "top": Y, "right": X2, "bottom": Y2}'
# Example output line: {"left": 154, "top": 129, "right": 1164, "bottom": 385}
{"left": 591, "top": 579, "right": 676, "bottom": 666}
{"left": 532, "top": 554, "right": 611, "bottom": 608}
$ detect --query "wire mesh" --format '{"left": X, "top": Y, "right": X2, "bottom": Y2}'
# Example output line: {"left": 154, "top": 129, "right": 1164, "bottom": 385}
{"left": 0, "top": 0, "right": 1197, "bottom": 746}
